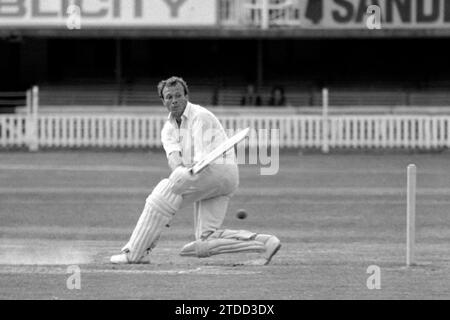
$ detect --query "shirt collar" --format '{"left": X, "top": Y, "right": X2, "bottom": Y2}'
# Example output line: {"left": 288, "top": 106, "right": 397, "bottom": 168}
{"left": 168, "top": 102, "right": 192, "bottom": 121}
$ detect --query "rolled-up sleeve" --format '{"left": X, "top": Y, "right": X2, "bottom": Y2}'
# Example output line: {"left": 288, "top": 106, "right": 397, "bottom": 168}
{"left": 161, "top": 122, "right": 181, "bottom": 158}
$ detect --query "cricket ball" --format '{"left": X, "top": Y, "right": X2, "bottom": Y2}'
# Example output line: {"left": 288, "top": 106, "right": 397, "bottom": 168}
{"left": 236, "top": 209, "right": 247, "bottom": 219}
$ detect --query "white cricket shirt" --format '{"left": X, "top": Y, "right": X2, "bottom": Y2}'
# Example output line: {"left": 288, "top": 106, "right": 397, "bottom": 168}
{"left": 161, "top": 102, "right": 235, "bottom": 167}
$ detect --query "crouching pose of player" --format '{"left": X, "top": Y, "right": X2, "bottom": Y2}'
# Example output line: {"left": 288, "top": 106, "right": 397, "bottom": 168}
{"left": 110, "top": 76, "right": 281, "bottom": 265}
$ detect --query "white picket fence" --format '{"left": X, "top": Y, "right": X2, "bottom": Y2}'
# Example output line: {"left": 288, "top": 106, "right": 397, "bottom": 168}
{"left": 1, "top": 114, "right": 450, "bottom": 150}
{"left": 0, "top": 115, "right": 28, "bottom": 147}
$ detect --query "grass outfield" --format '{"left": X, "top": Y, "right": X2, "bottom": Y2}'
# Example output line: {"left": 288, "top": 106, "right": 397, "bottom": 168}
{"left": 0, "top": 151, "right": 449, "bottom": 300}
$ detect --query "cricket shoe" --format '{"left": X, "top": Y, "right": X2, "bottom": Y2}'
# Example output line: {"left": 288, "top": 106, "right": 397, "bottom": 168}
{"left": 263, "top": 235, "right": 281, "bottom": 265}
{"left": 110, "top": 252, "right": 150, "bottom": 264}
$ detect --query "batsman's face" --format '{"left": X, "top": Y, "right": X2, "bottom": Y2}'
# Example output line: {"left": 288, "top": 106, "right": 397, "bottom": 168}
{"left": 162, "top": 83, "right": 188, "bottom": 120}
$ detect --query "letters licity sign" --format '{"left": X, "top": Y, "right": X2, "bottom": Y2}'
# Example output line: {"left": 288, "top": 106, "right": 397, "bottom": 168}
{"left": 0, "top": 0, "right": 217, "bottom": 27}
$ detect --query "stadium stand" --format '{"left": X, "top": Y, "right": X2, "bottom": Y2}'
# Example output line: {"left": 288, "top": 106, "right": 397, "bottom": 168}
{"left": 409, "top": 91, "right": 450, "bottom": 106}
{"left": 39, "top": 79, "right": 120, "bottom": 106}
{"left": 36, "top": 80, "right": 450, "bottom": 108}
{"left": 0, "top": 92, "right": 26, "bottom": 113}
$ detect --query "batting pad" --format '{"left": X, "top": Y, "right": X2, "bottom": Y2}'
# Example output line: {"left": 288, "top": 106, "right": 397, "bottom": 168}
{"left": 179, "top": 229, "right": 266, "bottom": 258}
{"left": 121, "top": 179, "right": 182, "bottom": 262}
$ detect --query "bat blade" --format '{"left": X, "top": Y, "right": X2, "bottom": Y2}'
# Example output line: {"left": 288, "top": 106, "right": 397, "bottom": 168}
{"left": 191, "top": 127, "right": 250, "bottom": 175}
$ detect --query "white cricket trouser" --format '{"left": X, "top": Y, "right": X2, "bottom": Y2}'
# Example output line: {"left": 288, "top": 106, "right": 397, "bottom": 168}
{"left": 180, "top": 163, "right": 239, "bottom": 240}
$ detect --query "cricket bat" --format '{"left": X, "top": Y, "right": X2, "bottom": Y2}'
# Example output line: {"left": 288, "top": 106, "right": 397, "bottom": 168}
{"left": 190, "top": 127, "right": 250, "bottom": 175}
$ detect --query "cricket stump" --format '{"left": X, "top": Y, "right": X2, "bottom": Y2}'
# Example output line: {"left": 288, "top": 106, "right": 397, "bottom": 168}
{"left": 406, "top": 164, "right": 416, "bottom": 267}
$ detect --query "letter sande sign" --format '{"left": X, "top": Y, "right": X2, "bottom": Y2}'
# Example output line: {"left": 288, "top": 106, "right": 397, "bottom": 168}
{"left": 302, "top": 0, "right": 450, "bottom": 29}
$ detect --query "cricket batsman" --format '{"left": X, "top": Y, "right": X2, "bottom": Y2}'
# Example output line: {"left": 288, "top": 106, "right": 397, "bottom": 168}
{"left": 110, "top": 76, "right": 281, "bottom": 264}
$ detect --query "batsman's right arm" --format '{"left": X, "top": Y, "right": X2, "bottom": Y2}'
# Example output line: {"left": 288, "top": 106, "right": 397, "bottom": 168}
{"left": 161, "top": 123, "right": 183, "bottom": 171}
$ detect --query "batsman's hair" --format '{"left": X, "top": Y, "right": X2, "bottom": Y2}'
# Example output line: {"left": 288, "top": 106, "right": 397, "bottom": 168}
{"left": 157, "top": 76, "right": 189, "bottom": 99}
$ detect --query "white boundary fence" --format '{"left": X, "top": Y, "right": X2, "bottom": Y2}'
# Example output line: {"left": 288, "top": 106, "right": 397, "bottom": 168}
{"left": 2, "top": 114, "right": 450, "bottom": 151}
{"left": 1, "top": 86, "right": 450, "bottom": 151}
{"left": 0, "top": 114, "right": 28, "bottom": 147}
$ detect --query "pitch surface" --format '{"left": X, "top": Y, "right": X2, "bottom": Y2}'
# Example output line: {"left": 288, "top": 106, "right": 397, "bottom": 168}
{"left": 0, "top": 151, "right": 449, "bottom": 299}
